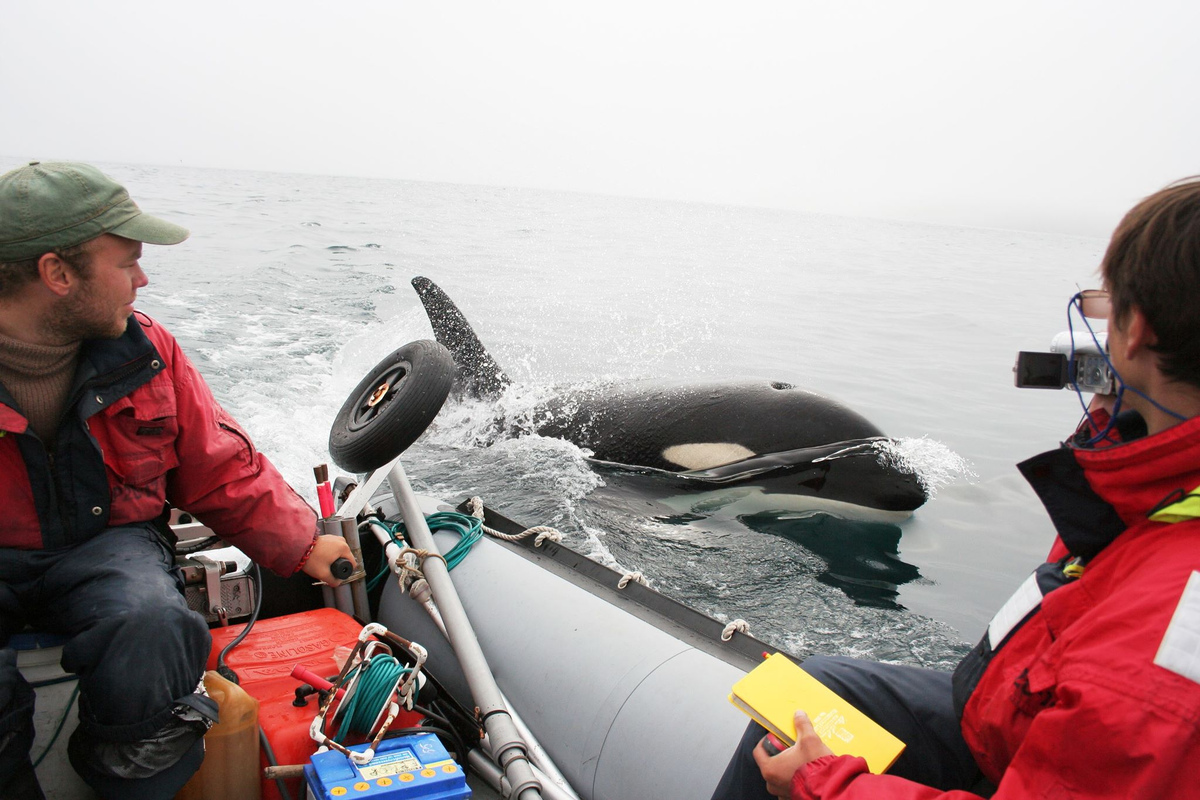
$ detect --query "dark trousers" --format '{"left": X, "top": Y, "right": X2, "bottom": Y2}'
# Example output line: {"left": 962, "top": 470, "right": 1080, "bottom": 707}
{"left": 711, "top": 655, "right": 985, "bottom": 799}
{"left": 0, "top": 524, "right": 214, "bottom": 799}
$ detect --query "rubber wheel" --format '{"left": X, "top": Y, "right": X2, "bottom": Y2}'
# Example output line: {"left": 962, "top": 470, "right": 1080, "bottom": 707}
{"left": 328, "top": 339, "right": 456, "bottom": 473}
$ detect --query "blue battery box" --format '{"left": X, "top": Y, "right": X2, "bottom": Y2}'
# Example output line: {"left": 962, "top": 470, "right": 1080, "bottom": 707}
{"left": 304, "top": 732, "right": 471, "bottom": 800}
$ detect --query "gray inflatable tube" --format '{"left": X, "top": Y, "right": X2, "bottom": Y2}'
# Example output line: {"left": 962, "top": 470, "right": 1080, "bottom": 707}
{"left": 377, "top": 525, "right": 759, "bottom": 800}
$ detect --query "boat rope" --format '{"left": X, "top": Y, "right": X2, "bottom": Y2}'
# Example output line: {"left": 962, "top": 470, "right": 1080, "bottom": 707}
{"left": 363, "top": 500, "right": 565, "bottom": 590}
{"left": 396, "top": 547, "right": 447, "bottom": 568}
{"left": 391, "top": 546, "right": 448, "bottom": 587}
{"left": 467, "top": 496, "right": 564, "bottom": 547}
{"left": 363, "top": 514, "right": 481, "bottom": 591}
{"left": 721, "top": 619, "right": 750, "bottom": 641}
{"left": 617, "top": 571, "right": 649, "bottom": 589}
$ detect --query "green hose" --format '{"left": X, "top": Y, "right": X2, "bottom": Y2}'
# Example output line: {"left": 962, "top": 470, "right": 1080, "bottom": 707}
{"left": 32, "top": 682, "right": 80, "bottom": 769}
{"left": 333, "top": 654, "right": 412, "bottom": 744}
{"left": 365, "top": 512, "right": 485, "bottom": 591}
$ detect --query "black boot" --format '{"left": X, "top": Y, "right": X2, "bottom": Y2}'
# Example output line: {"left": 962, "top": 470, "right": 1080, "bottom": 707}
{"left": 69, "top": 733, "right": 204, "bottom": 800}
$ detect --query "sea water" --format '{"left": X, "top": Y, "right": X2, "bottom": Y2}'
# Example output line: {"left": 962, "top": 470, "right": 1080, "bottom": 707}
{"left": 74, "top": 160, "right": 1107, "bottom": 669}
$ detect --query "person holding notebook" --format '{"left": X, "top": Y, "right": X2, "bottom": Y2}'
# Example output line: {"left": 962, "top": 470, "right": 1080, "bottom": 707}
{"left": 712, "top": 177, "right": 1200, "bottom": 799}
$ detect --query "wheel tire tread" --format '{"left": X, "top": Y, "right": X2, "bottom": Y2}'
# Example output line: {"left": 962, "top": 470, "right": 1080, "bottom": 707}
{"left": 328, "top": 340, "right": 456, "bottom": 473}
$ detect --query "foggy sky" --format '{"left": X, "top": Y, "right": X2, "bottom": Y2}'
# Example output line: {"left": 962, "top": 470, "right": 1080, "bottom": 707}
{"left": 3, "top": 1, "right": 1198, "bottom": 237}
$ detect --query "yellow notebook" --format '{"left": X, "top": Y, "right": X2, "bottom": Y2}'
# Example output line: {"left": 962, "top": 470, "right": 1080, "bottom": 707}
{"left": 728, "top": 653, "right": 906, "bottom": 774}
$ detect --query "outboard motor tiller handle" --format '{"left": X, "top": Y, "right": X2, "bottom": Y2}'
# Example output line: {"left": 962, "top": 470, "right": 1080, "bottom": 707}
{"left": 330, "top": 557, "right": 354, "bottom": 581}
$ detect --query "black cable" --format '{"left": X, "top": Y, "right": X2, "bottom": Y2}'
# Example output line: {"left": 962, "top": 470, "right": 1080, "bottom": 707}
{"left": 216, "top": 563, "right": 263, "bottom": 684}
{"left": 413, "top": 705, "right": 457, "bottom": 740}
{"left": 28, "top": 674, "right": 80, "bottom": 689}
{"left": 258, "top": 725, "right": 295, "bottom": 800}
{"left": 176, "top": 535, "right": 222, "bottom": 555}
{"left": 439, "top": 696, "right": 483, "bottom": 737}
{"left": 389, "top": 640, "right": 481, "bottom": 740}
{"left": 381, "top": 724, "right": 458, "bottom": 743}
{"left": 421, "top": 696, "right": 482, "bottom": 763}
{"left": 423, "top": 693, "right": 483, "bottom": 751}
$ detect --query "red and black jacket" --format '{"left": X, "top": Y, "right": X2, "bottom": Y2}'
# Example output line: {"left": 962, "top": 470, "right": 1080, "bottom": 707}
{"left": 0, "top": 314, "right": 317, "bottom": 576}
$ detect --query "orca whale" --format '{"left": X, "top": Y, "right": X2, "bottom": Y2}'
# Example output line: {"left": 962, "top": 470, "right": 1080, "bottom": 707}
{"left": 411, "top": 276, "right": 927, "bottom": 514}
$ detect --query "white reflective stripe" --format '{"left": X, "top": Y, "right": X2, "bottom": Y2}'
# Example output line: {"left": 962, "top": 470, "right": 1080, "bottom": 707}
{"left": 988, "top": 572, "right": 1043, "bottom": 651}
{"left": 1154, "top": 571, "right": 1200, "bottom": 685}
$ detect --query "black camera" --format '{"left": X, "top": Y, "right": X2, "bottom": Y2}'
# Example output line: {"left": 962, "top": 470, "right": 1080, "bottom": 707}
{"left": 1014, "top": 332, "right": 1114, "bottom": 395}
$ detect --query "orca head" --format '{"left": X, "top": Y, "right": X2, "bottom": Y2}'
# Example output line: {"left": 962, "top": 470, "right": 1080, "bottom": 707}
{"left": 412, "top": 276, "right": 511, "bottom": 399}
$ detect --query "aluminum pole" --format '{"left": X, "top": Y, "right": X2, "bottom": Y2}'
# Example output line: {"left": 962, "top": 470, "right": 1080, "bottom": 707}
{"left": 467, "top": 749, "right": 578, "bottom": 800}
{"left": 387, "top": 461, "right": 542, "bottom": 800}
{"left": 402, "top": 579, "right": 579, "bottom": 800}
{"left": 339, "top": 516, "right": 371, "bottom": 620}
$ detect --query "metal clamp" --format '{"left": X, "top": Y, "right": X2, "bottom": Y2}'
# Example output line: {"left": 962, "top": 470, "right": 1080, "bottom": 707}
{"left": 193, "top": 555, "right": 228, "bottom": 625}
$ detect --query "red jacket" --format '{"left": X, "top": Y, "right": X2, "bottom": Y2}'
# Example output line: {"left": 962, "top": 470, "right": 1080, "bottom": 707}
{"left": 0, "top": 314, "right": 317, "bottom": 576}
{"left": 792, "top": 414, "right": 1200, "bottom": 799}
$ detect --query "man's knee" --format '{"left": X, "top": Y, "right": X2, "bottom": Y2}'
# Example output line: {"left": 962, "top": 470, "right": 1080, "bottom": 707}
{"left": 798, "top": 654, "right": 841, "bottom": 683}
{"left": 63, "top": 599, "right": 209, "bottom": 680}
{"left": 121, "top": 600, "right": 210, "bottom": 656}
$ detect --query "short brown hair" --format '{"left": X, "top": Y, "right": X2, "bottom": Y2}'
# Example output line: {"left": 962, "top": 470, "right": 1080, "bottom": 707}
{"left": 1101, "top": 177, "right": 1200, "bottom": 389}
{"left": 0, "top": 242, "right": 93, "bottom": 300}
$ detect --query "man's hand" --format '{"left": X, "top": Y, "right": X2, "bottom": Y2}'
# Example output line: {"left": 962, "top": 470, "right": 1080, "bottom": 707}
{"left": 753, "top": 711, "right": 835, "bottom": 797}
{"left": 301, "top": 535, "right": 356, "bottom": 585}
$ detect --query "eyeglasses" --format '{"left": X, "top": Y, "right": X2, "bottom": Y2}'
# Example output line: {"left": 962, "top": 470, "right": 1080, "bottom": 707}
{"left": 1074, "top": 289, "right": 1111, "bottom": 320}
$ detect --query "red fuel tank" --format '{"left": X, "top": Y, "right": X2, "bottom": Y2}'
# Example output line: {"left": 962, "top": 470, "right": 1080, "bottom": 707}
{"left": 207, "top": 608, "right": 422, "bottom": 800}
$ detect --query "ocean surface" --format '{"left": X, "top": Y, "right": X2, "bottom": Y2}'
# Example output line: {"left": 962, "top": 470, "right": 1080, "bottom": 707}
{"left": 35, "top": 160, "right": 1109, "bottom": 670}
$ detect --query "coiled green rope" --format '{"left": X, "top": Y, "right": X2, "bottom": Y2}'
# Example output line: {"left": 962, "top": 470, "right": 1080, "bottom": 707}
{"left": 333, "top": 654, "right": 412, "bottom": 744}
{"left": 365, "top": 512, "right": 484, "bottom": 591}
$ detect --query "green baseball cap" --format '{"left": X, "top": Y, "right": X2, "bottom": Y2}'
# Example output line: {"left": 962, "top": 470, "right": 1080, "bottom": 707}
{"left": 0, "top": 161, "right": 190, "bottom": 261}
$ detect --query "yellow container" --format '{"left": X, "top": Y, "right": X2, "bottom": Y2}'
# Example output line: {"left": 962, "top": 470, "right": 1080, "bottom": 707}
{"left": 176, "top": 670, "right": 262, "bottom": 800}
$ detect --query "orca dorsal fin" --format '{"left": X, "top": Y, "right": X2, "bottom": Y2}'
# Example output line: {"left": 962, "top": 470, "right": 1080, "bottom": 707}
{"left": 411, "top": 276, "right": 510, "bottom": 398}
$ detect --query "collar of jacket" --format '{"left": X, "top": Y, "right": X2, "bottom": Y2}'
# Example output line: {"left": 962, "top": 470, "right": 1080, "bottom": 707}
{"left": 0, "top": 315, "right": 159, "bottom": 430}
{"left": 1019, "top": 414, "right": 1200, "bottom": 560}
{"left": 1151, "top": 488, "right": 1200, "bottom": 523}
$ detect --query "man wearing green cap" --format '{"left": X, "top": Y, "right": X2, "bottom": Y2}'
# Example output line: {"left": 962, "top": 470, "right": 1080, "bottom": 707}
{"left": 0, "top": 162, "right": 355, "bottom": 799}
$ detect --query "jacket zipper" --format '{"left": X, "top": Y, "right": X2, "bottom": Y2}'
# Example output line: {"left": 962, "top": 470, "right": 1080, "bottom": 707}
{"left": 46, "top": 444, "right": 75, "bottom": 543}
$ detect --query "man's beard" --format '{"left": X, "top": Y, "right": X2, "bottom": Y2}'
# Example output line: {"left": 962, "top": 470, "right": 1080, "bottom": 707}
{"left": 41, "top": 281, "right": 129, "bottom": 344}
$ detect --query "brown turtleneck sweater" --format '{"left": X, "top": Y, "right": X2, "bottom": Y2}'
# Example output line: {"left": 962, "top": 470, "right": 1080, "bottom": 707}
{"left": 0, "top": 331, "right": 82, "bottom": 448}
